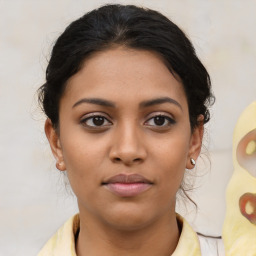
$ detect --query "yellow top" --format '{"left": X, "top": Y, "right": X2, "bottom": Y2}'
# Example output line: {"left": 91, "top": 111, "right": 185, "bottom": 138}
{"left": 37, "top": 214, "right": 201, "bottom": 256}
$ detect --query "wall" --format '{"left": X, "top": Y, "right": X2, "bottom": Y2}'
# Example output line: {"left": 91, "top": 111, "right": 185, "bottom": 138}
{"left": 0, "top": 0, "right": 255, "bottom": 255}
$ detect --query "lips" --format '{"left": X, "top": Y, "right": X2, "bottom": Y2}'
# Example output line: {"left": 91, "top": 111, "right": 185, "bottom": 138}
{"left": 102, "top": 174, "right": 153, "bottom": 197}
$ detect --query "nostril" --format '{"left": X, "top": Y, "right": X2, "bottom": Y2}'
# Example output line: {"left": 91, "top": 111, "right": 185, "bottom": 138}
{"left": 112, "top": 157, "right": 142, "bottom": 164}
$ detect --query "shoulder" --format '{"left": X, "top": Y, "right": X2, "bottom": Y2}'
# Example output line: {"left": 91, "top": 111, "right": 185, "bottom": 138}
{"left": 37, "top": 214, "right": 79, "bottom": 256}
{"left": 172, "top": 214, "right": 201, "bottom": 256}
{"left": 174, "top": 214, "right": 225, "bottom": 256}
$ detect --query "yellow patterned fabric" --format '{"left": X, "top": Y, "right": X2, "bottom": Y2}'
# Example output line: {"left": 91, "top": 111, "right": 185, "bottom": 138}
{"left": 222, "top": 102, "right": 256, "bottom": 256}
{"left": 38, "top": 214, "right": 201, "bottom": 256}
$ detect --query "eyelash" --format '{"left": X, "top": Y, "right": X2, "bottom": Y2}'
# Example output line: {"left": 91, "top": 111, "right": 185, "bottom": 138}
{"left": 80, "top": 114, "right": 112, "bottom": 128}
{"left": 145, "top": 115, "right": 176, "bottom": 127}
{"left": 80, "top": 113, "right": 176, "bottom": 129}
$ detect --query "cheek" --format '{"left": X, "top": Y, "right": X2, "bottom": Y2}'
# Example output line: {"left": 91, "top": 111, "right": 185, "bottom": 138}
{"left": 149, "top": 131, "right": 190, "bottom": 191}
{"left": 151, "top": 131, "right": 190, "bottom": 169}
{"left": 59, "top": 129, "right": 109, "bottom": 196}
{"left": 61, "top": 125, "right": 107, "bottom": 168}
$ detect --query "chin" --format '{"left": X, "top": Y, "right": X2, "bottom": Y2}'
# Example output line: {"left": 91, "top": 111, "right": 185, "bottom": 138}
{"left": 100, "top": 203, "right": 158, "bottom": 231}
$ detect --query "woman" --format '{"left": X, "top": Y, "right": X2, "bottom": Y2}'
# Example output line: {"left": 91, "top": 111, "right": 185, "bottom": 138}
{"left": 38, "top": 4, "right": 214, "bottom": 256}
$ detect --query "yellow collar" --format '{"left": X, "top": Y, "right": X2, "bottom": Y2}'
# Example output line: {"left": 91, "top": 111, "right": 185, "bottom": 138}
{"left": 38, "top": 214, "right": 201, "bottom": 256}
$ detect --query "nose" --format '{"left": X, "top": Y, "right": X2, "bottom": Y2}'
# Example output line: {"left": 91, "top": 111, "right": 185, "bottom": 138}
{"left": 109, "top": 123, "right": 147, "bottom": 166}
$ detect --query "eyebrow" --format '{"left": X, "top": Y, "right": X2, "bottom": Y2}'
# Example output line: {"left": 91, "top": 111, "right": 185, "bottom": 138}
{"left": 72, "top": 98, "right": 116, "bottom": 108}
{"left": 139, "top": 97, "right": 182, "bottom": 110}
{"left": 72, "top": 96, "right": 182, "bottom": 110}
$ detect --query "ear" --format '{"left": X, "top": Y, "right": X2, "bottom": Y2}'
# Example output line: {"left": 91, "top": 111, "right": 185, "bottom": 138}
{"left": 44, "top": 119, "right": 66, "bottom": 171}
{"left": 186, "top": 115, "right": 204, "bottom": 169}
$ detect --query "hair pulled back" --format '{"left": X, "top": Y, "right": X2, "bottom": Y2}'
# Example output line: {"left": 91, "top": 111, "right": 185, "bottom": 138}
{"left": 38, "top": 4, "right": 214, "bottom": 130}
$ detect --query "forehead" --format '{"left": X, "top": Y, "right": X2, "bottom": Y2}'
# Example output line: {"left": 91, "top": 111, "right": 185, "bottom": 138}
{"left": 62, "top": 47, "right": 188, "bottom": 108}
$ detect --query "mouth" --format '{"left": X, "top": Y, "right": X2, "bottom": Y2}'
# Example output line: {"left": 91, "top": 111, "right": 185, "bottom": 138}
{"left": 102, "top": 174, "right": 153, "bottom": 197}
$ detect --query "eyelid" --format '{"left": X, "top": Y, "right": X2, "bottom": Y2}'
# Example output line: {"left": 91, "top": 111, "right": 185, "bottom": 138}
{"left": 145, "top": 111, "right": 175, "bottom": 121}
{"left": 80, "top": 111, "right": 112, "bottom": 120}
{"left": 144, "top": 112, "right": 176, "bottom": 126}
{"left": 80, "top": 112, "right": 113, "bottom": 127}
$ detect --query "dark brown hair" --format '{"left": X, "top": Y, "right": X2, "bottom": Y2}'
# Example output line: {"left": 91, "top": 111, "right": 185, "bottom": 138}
{"left": 38, "top": 4, "right": 214, "bottom": 130}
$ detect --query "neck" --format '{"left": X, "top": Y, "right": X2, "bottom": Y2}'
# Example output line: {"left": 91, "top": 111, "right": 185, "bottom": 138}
{"left": 76, "top": 210, "right": 180, "bottom": 256}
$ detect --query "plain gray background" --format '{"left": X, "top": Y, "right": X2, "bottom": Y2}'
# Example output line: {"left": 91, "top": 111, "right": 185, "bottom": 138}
{"left": 0, "top": 0, "right": 256, "bottom": 255}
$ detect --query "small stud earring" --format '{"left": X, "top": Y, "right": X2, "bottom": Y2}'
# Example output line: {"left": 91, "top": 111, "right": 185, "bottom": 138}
{"left": 190, "top": 158, "right": 196, "bottom": 166}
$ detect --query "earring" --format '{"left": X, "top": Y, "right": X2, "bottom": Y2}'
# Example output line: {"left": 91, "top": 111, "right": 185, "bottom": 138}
{"left": 190, "top": 158, "right": 196, "bottom": 166}
{"left": 56, "top": 161, "right": 64, "bottom": 170}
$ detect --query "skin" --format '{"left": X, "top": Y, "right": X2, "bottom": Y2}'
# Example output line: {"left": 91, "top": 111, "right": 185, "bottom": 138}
{"left": 45, "top": 47, "right": 204, "bottom": 256}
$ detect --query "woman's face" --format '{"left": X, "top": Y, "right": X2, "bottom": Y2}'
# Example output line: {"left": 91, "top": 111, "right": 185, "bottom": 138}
{"left": 46, "top": 47, "right": 203, "bottom": 230}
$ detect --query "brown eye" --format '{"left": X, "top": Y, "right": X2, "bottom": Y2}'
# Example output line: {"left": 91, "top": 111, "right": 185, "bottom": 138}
{"left": 92, "top": 116, "right": 105, "bottom": 126}
{"left": 154, "top": 116, "right": 166, "bottom": 126}
{"left": 145, "top": 115, "right": 176, "bottom": 127}
{"left": 81, "top": 115, "right": 112, "bottom": 128}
